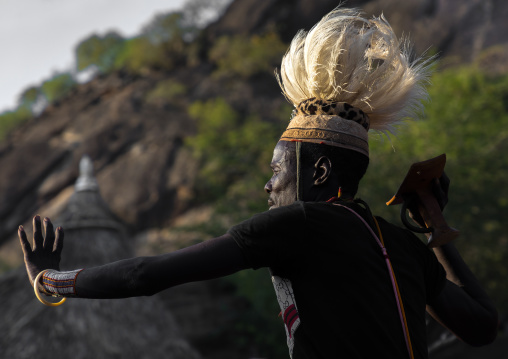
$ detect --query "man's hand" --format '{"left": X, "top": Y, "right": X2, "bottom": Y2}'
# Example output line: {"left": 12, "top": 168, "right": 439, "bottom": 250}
{"left": 432, "top": 172, "right": 450, "bottom": 211}
{"left": 407, "top": 172, "right": 450, "bottom": 228}
{"left": 18, "top": 215, "right": 64, "bottom": 286}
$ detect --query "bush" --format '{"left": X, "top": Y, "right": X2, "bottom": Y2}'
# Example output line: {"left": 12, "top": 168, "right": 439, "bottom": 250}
{"left": 185, "top": 66, "right": 508, "bottom": 357}
{"left": 186, "top": 97, "right": 290, "bottom": 357}
{"left": 75, "top": 31, "right": 125, "bottom": 73}
{"left": 113, "top": 11, "right": 196, "bottom": 74}
{"left": 362, "top": 66, "right": 508, "bottom": 311}
{"left": 141, "top": 11, "right": 195, "bottom": 46}
{"left": 113, "top": 37, "right": 169, "bottom": 74}
{"left": 18, "top": 86, "right": 39, "bottom": 107}
{"left": 145, "top": 80, "right": 187, "bottom": 104}
{"left": 209, "top": 33, "right": 287, "bottom": 78}
{"left": 41, "top": 72, "right": 76, "bottom": 104}
{"left": 0, "top": 107, "right": 31, "bottom": 140}
{"left": 188, "top": 98, "right": 279, "bottom": 201}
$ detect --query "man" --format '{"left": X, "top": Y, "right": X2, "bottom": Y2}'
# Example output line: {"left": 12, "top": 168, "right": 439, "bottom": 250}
{"left": 19, "top": 8, "right": 497, "bottom": 359}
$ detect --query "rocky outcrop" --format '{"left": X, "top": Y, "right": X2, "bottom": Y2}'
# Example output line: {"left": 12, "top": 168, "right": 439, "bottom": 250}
{"left": 210, "top": 0, "right": 508, "bottom": 64}
{"left": 1, "top": 0, "right": 507, "bottom": 357}
{"left": 0, "top": 70, "right": 197, "bottom": 251}
{"left": 2, "top": 0, "right": 507, "bottom": 255}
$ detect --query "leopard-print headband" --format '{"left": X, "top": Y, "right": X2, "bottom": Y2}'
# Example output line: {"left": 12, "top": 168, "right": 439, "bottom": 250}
{"left": 292, "top": 98, "right": 370, "bottom": 130}
{"left": 282, "top": 98, "right": 370, "bottom": 157}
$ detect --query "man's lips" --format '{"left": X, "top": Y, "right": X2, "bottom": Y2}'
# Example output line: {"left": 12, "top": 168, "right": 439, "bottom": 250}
{"left": 268, "top": 199, "right": 274, "bottom": 208}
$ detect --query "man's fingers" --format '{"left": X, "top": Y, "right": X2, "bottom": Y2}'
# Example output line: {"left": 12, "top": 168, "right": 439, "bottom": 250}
{"left": 440, "top": 171, "right": 450, "bottom": 194}
{"left": 43, "top": 218, "right": 55, "bottom": 251}
{"left": 54, "top": 227, "right": 64, "bottom": 254}
{"left": 18, "top": 226, "right": 32, "bottom": 255}
{"left": 32, "top": 215, "right": 43, "bottom": 251}
{"left": 432, "top": 176, "right": 449, "bottom": 211}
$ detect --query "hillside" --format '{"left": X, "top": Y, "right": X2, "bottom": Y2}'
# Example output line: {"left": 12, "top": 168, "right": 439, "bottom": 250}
{"left": 1, "top": 0, "right": 507, "bottom": 257}
{"left": 1, "top": 0, "right": 507, "bottom": 357}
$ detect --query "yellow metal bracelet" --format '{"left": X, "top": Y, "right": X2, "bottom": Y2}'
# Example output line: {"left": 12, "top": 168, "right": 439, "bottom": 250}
{"left": 34, "top": 270, "right": 67, "bottom": 307}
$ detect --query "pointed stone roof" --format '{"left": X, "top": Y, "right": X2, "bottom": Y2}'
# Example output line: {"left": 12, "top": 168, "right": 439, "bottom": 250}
{"left": 60, "top": 155, "right": 124, "bottom": 233}
{"left": 0, "top": 155, "right": 201, "bottom": 359}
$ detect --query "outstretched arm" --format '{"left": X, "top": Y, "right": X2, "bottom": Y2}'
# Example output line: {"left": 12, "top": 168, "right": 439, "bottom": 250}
{"left": 426, "top": 243, "right": 498, "bottom": 346}
{"left": 408, "top": 174, "right": 498, "bottom": 345}
{"left": 19, "top": 216, "right": 248, "bottom": 299}
{"left": 74, "top": 233, "right": 247, "bottom": 298}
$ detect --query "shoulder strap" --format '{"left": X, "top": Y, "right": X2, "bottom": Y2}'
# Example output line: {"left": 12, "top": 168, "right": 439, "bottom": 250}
{"left": 333, "top": 203, "right": 415, "bottom": 359}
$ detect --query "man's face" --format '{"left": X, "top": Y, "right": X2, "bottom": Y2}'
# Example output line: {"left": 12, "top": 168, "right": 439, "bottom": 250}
{"left": 265, "top": 141, "right": 297, "bottom": 209}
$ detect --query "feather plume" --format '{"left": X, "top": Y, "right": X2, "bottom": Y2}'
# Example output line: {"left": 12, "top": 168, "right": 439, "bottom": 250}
{"left": 276, "top": 7, "right": 435, "bottom": 133}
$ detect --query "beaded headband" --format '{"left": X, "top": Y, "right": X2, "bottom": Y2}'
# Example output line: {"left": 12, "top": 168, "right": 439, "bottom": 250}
{"left": 280, "top": 98, "right": 370, "bottom": 157}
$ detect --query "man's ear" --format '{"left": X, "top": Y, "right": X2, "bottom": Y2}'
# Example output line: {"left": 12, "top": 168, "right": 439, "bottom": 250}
{"left": 313, "top": 156, "right": 332, "bottom": 186}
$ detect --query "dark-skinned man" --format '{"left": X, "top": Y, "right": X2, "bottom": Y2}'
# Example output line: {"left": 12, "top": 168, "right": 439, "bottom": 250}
{"left": 19, "top": 8, "right": 498, "bottom": 359}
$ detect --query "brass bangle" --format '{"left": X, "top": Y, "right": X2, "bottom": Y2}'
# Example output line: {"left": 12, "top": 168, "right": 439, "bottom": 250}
{"left": 34, "top": 270, "right": 67, "bottom": 307}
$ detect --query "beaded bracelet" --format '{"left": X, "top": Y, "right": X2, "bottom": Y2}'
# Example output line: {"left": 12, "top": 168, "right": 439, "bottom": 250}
{"left": 34, "top": 268, "right": 83, "bottom": 306}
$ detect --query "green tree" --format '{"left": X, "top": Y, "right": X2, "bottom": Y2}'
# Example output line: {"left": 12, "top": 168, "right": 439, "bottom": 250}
{"left": 41, "top": 72, "right": 76, "bottom": 104}
{"left": 141, "top": 11, "right": 195, "bottom": 46}
{"left": 114, "top": 12, "right": 194, "bottom": 74}
{"left": 113, "top": 37, "right": 168, "bottom": 73}
{"left": 17, "top": 86, "right": 42, "bottom": 114}
{"left": 187, "top": 97, "right": 286, "bottom": 214}
{"left": 209, "top": 33, "right": 287, "bottom": 78}
{"left": 362, "top": 66, "right": 508, "bottom": 312}
{"left": 75, "top": 31, "right": 125, "bottom": 73}
{"left": 0, "top": 107, "right": 31, "bottom": 139}
{"left": 186, "top": 97, "right": 289, "bottom": 357}
{"left": 18, "top": 86, "right": 39, "bottom": 107}
{"left": 185, "top": 65, "right": 508, "bottom": 357}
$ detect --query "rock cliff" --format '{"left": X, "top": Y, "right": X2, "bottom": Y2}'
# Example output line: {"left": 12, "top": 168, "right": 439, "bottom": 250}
{"left": 1, "top": 0, "right": 507, "bottom": 357}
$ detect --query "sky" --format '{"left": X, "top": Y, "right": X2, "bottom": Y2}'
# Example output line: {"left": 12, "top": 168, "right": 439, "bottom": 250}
{"left": 0, "top": 0, "right": 187, "bottom": 113}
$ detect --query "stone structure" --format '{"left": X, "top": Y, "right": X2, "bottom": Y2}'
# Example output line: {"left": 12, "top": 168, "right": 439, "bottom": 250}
{"left": 0, "top": 156, "right": 201, "bottom": 359}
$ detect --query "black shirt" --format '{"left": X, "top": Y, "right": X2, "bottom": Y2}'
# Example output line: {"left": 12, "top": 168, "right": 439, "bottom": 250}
{"left": 228, "top": 201, "right": 446, "bottom": 359}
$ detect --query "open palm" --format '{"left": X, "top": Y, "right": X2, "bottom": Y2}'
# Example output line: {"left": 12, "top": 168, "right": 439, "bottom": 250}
{"left": 18, "top": 215, "right": 64, "bottom": 286}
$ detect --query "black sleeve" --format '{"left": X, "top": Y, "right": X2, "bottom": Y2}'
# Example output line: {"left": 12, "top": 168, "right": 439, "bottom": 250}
{"left": 426, "top": 243, "right": 498, "bottom": 346}
{"left": 424, "top": 246, "right": 447, "bottom": 303}
{"left": 75, "top": 234, "right": 248, "bottom": 299}
{"left": 227, "top": 202, "right": 306, "bottom": 269}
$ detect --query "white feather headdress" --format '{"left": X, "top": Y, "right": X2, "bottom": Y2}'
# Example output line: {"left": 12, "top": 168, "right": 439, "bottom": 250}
{"left": 276, "top": 7, "right": 435, "bottom": 134}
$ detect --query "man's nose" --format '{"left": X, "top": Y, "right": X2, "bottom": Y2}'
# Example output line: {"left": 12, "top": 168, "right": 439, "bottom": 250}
{"left": 264, "top": 180, "right": 272, "bottom": 194}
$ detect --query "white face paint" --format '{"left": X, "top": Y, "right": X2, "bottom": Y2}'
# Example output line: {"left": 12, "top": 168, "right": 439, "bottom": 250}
{"left": 264, "top": 141, "right": 297, "bottom": 210}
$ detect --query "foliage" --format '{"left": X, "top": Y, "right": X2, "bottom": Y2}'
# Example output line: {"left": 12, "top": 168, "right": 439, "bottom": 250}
{"left": 74, "top": 12, "right": 194, "bottom": 76}
{"left": 75, "top": 31, "right": 125, "bottom": 73}
{"left": 112, "top": 11, "right": 195, "bottom": 74}
{"left": 0, "top": 85, "right": 43, "bottom": 140}
{"left": 0, "top": 73, "right": 71, "bottom": 139}
{"left": 0, "top": 107, "right": 31, "bottom": 140}
{"left": 362, "top": 66, "right": 508, "bottom": 312}
{"left": 209, "top": 33, "right": 287, "bottom": 78}
{"left": 186, "top": 66, "right": 508, "bottom": 357}
{"left": 145, "top": 80, "right": 187, "bottom": 104}
{"left": 186, "top": 97, "right": 286, "bottom": 215}
{"left": 41, "top": 72, "right": 76, "bottom": 104}
{"left": 141, "top": 11, "right": 195, "bottom": 46}
{"left": 113, "top": 37, "right": 169, "bottom": 74}
{"left": 17, "top": 85, "right": 47, "bottom": 116}
{"left": 186, "top": 96, "right": 290, "bottom": 356}
{"left": 18, "top": 86, "right": 40, "bottom": 108}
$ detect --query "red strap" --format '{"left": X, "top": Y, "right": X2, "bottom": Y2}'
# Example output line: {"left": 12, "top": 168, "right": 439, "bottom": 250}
{"left": 333, "top": 203, "right": 414, "bottom": 359}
